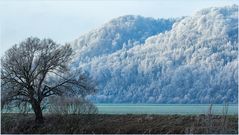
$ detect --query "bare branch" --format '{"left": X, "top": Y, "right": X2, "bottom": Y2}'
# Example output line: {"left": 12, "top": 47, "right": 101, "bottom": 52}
{"left": 1, "top": 37, "right": 97, "bottom": 123}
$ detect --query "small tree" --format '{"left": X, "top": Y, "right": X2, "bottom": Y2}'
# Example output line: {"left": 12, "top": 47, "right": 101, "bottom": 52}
{"left": 1, "top": 37, "right": 97, "bottom": 123}
{"left": 48, "top": 96, "right": 98, "bottom": 115}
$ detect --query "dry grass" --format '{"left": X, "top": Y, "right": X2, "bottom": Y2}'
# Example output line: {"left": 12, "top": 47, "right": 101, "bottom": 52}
{"left": 184, "top": 103, "right": 238, "bottom": 134}
{"left": 1, "top": 113, "right": 238, "bottom": 134}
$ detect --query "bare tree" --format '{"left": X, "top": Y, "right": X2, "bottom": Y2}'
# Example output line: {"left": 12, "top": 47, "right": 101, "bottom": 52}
{"left": 1, "top": 37, "right": 97, "bottom": 123}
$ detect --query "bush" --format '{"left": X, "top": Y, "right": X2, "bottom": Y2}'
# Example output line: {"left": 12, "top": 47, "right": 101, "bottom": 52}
{"left": 48, "top": 96, "right": 98, "bottom": 115}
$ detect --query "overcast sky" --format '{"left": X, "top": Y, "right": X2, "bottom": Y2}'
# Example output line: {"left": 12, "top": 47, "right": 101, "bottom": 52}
{"left": 0, "top": 0, "right": 237, "bottom": 55}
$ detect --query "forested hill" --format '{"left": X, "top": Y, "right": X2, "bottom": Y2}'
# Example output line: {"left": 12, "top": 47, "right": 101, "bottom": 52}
{"left": 71, "top": 5, "right": 238, "bottom": 104}
{"left": 71, "top": 15, "right": 175, "bottom": 63}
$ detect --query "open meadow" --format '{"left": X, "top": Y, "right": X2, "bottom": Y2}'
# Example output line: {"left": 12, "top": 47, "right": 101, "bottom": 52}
{"left": 1, "top": 113, "right": 238, "bottom": 134}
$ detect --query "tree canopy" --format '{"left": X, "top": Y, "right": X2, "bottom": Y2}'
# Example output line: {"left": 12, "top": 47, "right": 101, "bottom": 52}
{"left": 1, "top": 37, "right": 97, "bottom": 123}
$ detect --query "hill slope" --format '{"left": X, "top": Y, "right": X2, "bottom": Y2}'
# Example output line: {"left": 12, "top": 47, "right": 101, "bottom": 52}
{"left": 71, "top": 5, "right": 238, "bottom": 104}
{"left": 71, "top": 15, "right": 175, "bottom": 64}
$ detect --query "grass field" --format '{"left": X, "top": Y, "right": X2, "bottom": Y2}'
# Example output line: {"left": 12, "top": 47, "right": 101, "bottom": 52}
{"left": 1, "top": 113, "right": 238, "bottom": 134}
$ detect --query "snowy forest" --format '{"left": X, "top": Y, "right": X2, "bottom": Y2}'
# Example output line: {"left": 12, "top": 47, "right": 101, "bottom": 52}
{"left": 70, "top": 5, "right": 238, "bottom": 104}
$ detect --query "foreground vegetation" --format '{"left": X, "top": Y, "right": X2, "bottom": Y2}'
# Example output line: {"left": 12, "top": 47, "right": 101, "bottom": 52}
{"left": 1, "top": 113, "right": 238, "bottom": 134}
{"left": 1, "top": 37, "right": 97, "bottom": 123}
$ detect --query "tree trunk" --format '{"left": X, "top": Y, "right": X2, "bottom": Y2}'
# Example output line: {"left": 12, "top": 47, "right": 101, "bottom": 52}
{"left": 31, "top": 100, "right": 44, "bottom": 124}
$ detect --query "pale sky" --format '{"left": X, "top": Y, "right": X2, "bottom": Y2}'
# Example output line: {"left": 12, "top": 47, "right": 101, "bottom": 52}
{"left": 0, "top": 0, "right": 238, "bottom": 55}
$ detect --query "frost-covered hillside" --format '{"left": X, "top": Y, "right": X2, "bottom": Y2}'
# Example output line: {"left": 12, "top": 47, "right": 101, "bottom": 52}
{"left": 71, "top": 5, "right": 238, "bottom": 104}
{"left": 71, "top": 15, "right": 175, "bottom": 64}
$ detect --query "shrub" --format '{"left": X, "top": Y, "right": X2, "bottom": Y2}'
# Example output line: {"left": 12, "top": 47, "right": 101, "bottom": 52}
{"left": 48, "top": 96, "right": 98, "bottom": 115}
